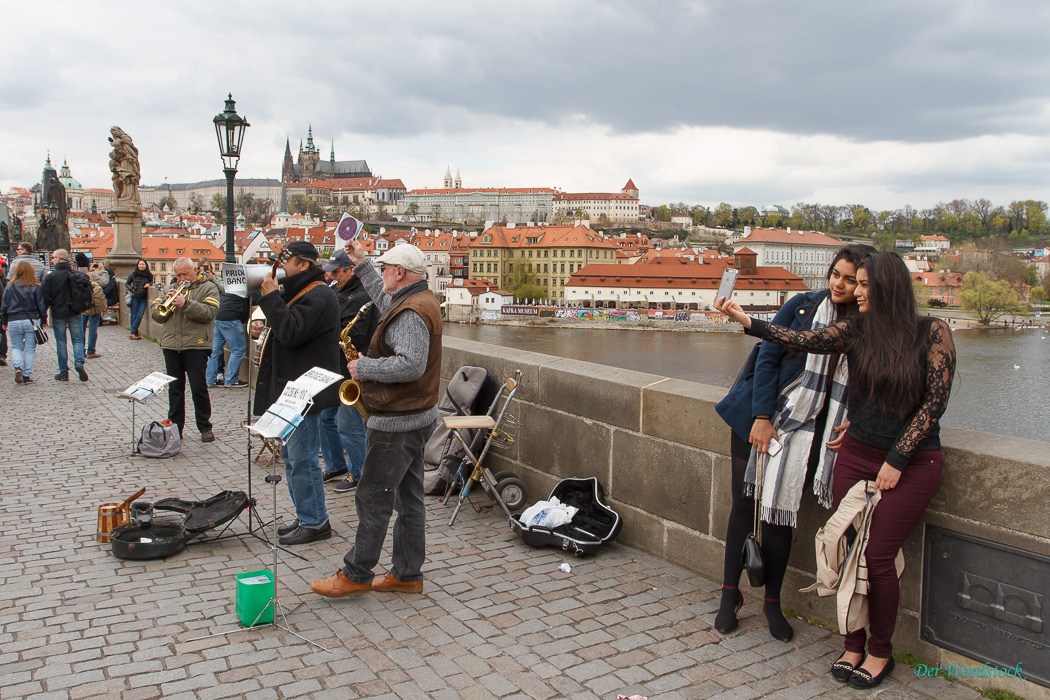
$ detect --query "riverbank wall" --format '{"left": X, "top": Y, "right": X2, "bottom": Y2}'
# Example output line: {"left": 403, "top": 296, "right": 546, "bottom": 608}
{"left": 442, "top": 335, "right": 1050, "bottom": 698}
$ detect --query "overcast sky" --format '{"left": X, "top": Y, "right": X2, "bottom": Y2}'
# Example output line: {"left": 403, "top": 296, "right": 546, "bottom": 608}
{"left": 3, "top": 0, "right": 1049, "bottom": 212}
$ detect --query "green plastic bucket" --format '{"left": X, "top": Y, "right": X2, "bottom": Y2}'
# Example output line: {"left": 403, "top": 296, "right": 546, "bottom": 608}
{"left": 235, "top": 569, "right": 274, "bottom": 627}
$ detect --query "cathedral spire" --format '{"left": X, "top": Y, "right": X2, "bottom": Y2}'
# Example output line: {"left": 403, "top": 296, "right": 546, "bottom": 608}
{"left": 330, "top": 139, "right": 335, "bottom": 164}
{"left": 443, "top": 166, "right": 453, "bottom": 189}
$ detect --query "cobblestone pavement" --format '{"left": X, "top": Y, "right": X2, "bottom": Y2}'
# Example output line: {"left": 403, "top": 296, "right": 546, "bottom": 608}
{"left": 0, "top": 325, "right": 984, "bottom": 699}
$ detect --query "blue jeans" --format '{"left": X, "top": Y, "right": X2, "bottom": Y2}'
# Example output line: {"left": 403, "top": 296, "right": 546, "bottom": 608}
{"left": 7, "top": 319, "right": 38, "bottom": 377}
{"left": 82, "top": 313, "right": 100, "bottom": 354}
{"left": 207, "top": 320, "right": 248, "bottom": 384}
{"left": 338, "top": 403, "right": 367, "bottom": 482}
{"left": 280, "top": 413, "right": 328, "bottom": 529}
{"left": 319, "top": 406, "right": 348, "bottom": 476}
{"left": 343, "top": 423, "right": 432, "bottom": 584}
{"left": 129, "top": 297, "right": 147, "bottom": 334}
{"left": 52, "top": 315, "right": 85, "bottom": 374}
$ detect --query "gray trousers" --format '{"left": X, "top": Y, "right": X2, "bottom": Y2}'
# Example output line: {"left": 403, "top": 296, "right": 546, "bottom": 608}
{"left": 342, "top": 423, "right": 432, "bottom": 583}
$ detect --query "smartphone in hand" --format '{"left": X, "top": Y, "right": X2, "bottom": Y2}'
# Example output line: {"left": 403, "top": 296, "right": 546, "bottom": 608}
{"left": 716, "top": 267, "right": 739, "bottom": 305}
{"left": 768, "top": 437, "right": 783, "bottom": 457}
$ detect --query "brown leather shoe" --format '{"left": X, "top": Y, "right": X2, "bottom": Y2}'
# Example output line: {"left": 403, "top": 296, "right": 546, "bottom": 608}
{"left": 310, "top": 570, "right": 372, "bottom": 598}
{"left": 372, "top": 572, "right": 423, "bottom": 594}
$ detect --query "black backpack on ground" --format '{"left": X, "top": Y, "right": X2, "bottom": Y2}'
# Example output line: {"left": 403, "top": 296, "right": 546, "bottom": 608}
{"left": 67, "top": 269, "right": 95, "bottom": 315}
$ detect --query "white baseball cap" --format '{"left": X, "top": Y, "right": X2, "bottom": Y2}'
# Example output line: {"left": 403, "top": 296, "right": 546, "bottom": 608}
{"left": 375, "top": 245, "right": 426, "bottom": 276}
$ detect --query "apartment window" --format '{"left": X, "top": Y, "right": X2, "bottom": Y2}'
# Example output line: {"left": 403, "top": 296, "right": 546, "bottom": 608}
{"left": 561, "top": 264, "right": 565, "bottom": 273}
{"left": 472, "top": 263, "right": 478, "bottom": 273}
{"left": 150, "top": 262, "right": 156, "bottom": 270}
{"left": 160, "top": 263, "right": 167, "bottom": 271}
{"left": 543, "top": 264, "right": 548, "bottom": 273}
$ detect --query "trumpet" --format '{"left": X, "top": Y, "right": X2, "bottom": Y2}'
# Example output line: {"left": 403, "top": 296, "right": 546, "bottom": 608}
{"left": 338, "top": 301, "right": 374, "bottom": 419}
{"left": 153, "top": 282, "right": 189, "bottom": 319}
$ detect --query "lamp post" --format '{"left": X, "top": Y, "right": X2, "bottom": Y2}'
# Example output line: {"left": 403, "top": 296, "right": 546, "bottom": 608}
{"left": 213, "top": 93, "right": 250, "bottom": 263}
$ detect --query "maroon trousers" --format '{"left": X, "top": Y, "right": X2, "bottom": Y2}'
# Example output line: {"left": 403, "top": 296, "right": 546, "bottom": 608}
{"left": 832, "top": 434, "right": 942, "bottom": 658}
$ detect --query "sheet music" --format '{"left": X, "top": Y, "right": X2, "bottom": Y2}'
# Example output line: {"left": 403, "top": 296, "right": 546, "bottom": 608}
{"left": 117, "top": 372, "right": 176, "bottom": 403}
{"left": 246, "top": 367, "right": 343, "bottom": 441}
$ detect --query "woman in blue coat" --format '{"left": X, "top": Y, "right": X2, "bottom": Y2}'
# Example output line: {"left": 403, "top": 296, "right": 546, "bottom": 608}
{"left": 713, "top": 243, "right": 875, "bottom": 641}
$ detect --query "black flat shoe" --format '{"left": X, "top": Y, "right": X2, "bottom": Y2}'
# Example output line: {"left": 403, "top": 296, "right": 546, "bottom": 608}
{"left": 830, "top": 654, "right": 861, "bottom": 683}
{"left": 848, "top": 656, "right": 894, "bottom": 689}
{"left": 278, "top": 522, "right": 333, "bottom": 545}
{"left": 277, "top": 519, "right": 301, "bottom": 536}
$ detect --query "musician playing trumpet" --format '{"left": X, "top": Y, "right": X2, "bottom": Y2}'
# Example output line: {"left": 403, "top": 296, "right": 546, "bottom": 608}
{"left": 256, "top": 241, "right": 343, "bottom": 546}
{"left": 151, "top": 257, "right": 221, "bottom": 442}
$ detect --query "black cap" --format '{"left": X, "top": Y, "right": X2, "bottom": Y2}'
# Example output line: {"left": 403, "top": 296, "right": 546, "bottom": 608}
{"left": 284, "top": 240, "right": 319, "bottom": 261}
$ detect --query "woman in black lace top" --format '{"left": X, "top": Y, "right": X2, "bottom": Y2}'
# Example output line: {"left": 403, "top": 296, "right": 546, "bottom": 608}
{"left": 716, "top": 251, "right": 956, "bottom": 689}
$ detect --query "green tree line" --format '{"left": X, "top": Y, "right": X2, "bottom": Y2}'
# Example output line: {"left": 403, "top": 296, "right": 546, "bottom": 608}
{"left": 656, "top": 198, "right": 1050, "bottom": 243}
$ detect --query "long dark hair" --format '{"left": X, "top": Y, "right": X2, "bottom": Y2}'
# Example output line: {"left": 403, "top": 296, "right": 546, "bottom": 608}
{"left": 848, "top": 252, "right": 926, "bottom": 414}
{"left": 827, "top": 243, "right": 877, "bottom": 317}
{"left": 132, "top": 258, "right": 154, "bottom": 282}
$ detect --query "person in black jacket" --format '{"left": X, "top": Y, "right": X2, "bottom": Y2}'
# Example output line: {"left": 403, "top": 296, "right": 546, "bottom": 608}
{"left": 322, "top": 248, "right": 379, "bottom": 493}
{"left": 1, "top": 261, "right": 48, "bottom": 383}
{"left": 125, "top": 258, "right": 153, "bottom": 339}
{"left": 206, "top": 289, "right": 250, "bottom": 388}
{"left": 255, "top": 241, "right": 343, "bottom": 545}
{"left": 41, "top": 249, "right": 87, "bottom": 382}
{"left": 0, "top": 266, "right": 7, "bottom": 366}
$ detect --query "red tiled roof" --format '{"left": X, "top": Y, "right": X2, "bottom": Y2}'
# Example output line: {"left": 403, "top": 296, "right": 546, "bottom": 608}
{"left": 471, "top": 225, "right": 619, "bottom": 250}
{"left": 328, "top": 177, "right": 379, "bottom": 189}
{"left": 376, "top": 179, "right": 406, "bottom": 189}
{"left": 554, "top": 192, "right": 637, "bottom": 201}
{"left": 739, "top": 228, "right": 842, "bottom": 247}
{"left": 408, "top": 187, "right": 556, "bottom": 195}
{"left": 736, "top": 247, "right": 757, "bottom": 255}
{"left": 567, "top": 262, "right": 807, "bottom": 291}
{"left": 448, "top": 278, "right": 510, "bottom": 296}
{"left": 623, "top": 179, "right": 637, "bottom": 191}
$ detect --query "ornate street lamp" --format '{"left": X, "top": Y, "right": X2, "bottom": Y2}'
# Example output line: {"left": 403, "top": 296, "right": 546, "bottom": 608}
{"left": 213, "top": 93, "right": 249, "bottom": 263}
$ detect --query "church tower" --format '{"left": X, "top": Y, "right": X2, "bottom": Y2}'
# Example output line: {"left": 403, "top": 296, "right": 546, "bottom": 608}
{"left": 282, "top": 138, "right": 295, "bottom": 184}
{"left": 330, "top": 140, "right": 335, "bottom": 166}
{"left": 443, "top": 166, "right": 453, "bottom": 189}
{"left": 298, "top": 125, "right": 320, "bottom": 180}
{"left": 454, "top": 168, "right": 462, "bottom": 189}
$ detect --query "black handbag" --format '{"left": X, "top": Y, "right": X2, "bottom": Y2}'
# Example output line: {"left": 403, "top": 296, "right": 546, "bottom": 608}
{"left": 741, "top": 452, "right": 766, "bottom": 587}
{"left": 34, "top": 324, "right": 49, "bottom": 345}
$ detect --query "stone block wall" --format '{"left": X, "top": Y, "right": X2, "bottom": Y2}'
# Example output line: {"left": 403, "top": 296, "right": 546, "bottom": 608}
{"left": 442, "top": 335, "right": 1050, "bottom": 695}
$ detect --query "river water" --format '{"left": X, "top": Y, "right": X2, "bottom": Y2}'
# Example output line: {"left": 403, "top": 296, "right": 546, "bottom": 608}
{"left": 445, "top": 322, "right": 1050, "bottom": 444}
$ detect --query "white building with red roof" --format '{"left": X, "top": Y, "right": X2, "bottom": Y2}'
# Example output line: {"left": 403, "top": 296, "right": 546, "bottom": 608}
{"left": 565, "top": 248, "right": 807, "bottom": 310}
{"left": 734, "top": 228, "right": 844, "bottom": 290}
{"left": 552, "top": 180, "right": 642, "bottom": 223}
{"left": 401, "top": 171, "right": 556, "bottom": 225}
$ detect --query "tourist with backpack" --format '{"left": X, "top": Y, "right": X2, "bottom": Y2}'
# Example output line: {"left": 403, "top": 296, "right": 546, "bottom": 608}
{"left": 82, "top": 263, "right": 108, "bottom": 358}
{"left": 41, "top": 249, "right": 90, "bottom": 382}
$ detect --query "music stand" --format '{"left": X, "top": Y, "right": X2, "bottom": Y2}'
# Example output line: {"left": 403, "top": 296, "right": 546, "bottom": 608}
{"left": 194, "top": 296, "right": 310, "bottom": 560}
{"left": 111, "top": 372, "right": 177, "bottom": 456}
{"left": 187, "top": 397, "right": 329, "bottom": 652}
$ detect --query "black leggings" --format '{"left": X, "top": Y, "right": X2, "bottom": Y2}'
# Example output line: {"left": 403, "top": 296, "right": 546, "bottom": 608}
{"left": 722, "top": 431, "right": 793, "bottom": 598}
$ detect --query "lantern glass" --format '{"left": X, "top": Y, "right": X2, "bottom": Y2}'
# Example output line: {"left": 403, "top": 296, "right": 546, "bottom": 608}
{"left": 213, "top": 93, "right": 250, "bottom": 170}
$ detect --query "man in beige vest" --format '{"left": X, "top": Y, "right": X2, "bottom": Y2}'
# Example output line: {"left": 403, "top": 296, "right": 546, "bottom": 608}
{"left": 312, "top": 241, "right": 442, "bottom": 599}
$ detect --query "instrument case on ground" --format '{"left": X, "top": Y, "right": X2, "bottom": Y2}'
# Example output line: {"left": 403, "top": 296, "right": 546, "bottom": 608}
{"left": 510, "top": 477, "right": 622, "bottom": 557}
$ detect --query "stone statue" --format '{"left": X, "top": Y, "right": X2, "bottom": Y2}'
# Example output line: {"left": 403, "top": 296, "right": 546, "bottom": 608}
{"left": 0, "top": 220, "right": 9, "bottom": 253}
{"left": 12, "top": 216, "right": 22, "bottom": 247}
{"left": 108, "top": 126, "right": 141, "bottom": 209}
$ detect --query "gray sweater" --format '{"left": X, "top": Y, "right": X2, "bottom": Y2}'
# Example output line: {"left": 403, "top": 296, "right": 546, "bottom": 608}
{"left": 354, "top": 260, "right": 438, "bottom": 433}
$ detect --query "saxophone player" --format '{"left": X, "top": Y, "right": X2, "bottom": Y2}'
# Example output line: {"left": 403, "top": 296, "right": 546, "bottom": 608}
{"left": 151, "top": 257, "right": 221, "bottom": 441}
{"left": 322, "top": 248, "right": 379, "bottom": 492}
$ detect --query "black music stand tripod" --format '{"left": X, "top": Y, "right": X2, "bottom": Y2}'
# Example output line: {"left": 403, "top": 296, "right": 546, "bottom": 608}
{"left": 187, "top": 404, "right": 329, "bottom": 652}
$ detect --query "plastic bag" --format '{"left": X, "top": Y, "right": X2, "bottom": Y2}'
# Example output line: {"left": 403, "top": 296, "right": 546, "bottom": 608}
{"left": 520, "top": 496, "right": 578, "bottom": 529}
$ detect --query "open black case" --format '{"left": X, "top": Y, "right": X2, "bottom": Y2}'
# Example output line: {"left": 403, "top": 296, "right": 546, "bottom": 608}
{"left": 511, "top": 477, "right": 622, "bottom": 557}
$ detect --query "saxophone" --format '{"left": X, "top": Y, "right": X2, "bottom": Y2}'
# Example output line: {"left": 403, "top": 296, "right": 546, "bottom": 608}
{"left": 338, "top": 301, "right": 374, "bottom": 419}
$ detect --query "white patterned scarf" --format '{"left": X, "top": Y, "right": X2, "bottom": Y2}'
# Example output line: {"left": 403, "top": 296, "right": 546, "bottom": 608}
{"left": 743, "top": 297, "right": 849, "bottom": 526}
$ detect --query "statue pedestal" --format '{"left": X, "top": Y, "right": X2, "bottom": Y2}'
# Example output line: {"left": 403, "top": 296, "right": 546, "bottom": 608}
{"left": 108, "top": 207, "right": 142, "bottom": 278}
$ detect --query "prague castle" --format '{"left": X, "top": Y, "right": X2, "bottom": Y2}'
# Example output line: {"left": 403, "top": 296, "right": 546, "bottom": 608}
{"left": 281, "top": 126, "right": 371, "bottom": 184}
